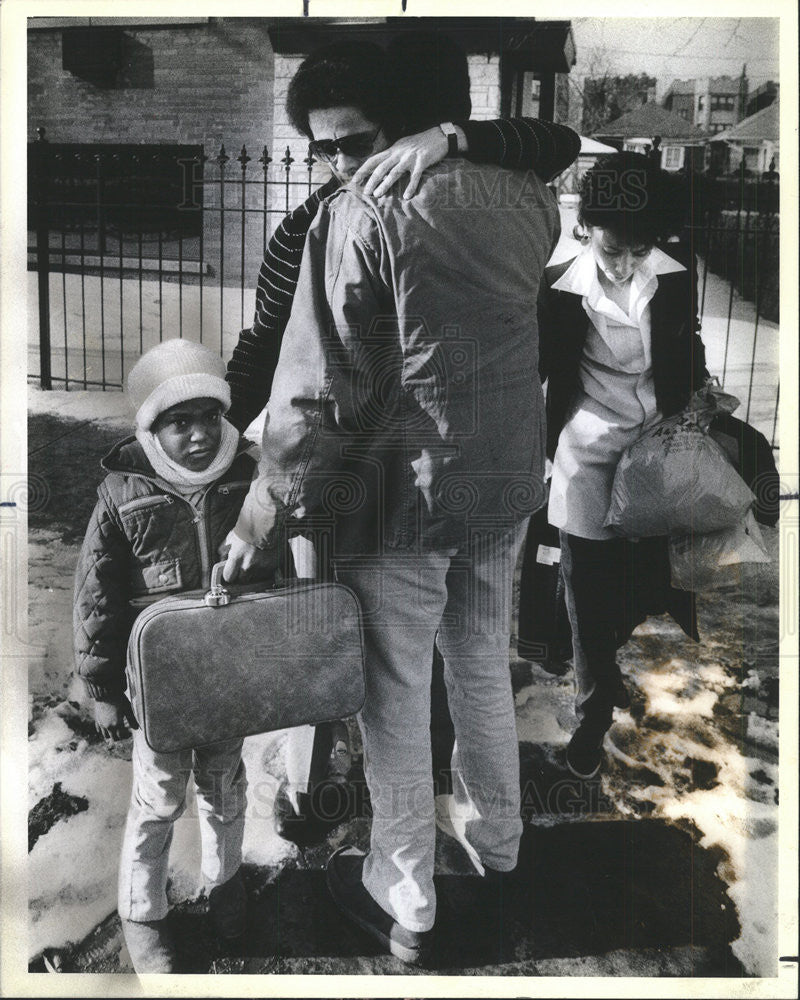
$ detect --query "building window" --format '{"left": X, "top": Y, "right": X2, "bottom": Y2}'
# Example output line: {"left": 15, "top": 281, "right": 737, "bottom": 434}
{"left": 62, "top": 27, "right": 154, "bottom": 89}
{"left": 711, "top": 95, "right": 735, "bottom": 111}
{"left": 697, "top": 95, "right": 705, "bottom": 111}
{"left": 662, "top": 146, "right": 683, "bottom": 170}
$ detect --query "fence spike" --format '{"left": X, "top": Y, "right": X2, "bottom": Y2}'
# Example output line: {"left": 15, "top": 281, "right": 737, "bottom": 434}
{"left": 282, "top": 146, "right": 294, "bottom": 169}
{"left": 259, "top": 145, "right": 272, "bottom": 169}
{"left": 238, "top": 144, "right": 251, "bottom": 167}
{"left": 217, "top": 143, "right": 229, "bottom": 166}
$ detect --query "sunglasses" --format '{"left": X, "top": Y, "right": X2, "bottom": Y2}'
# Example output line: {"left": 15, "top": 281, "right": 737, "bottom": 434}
{"left": 308, "top": 127, "right": 382, "bottom": 164}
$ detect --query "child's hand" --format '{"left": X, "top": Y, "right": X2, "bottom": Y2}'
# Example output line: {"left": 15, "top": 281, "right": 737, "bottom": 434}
{"left": 94, "top": 696, "right": 138, "bottom": 743}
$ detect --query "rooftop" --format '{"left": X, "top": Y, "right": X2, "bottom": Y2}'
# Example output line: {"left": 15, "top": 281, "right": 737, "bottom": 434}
{"left": 664, "top": 75, "right": 745, "bottom": 98}
{"left": 595, "top": 102, "right": 708, "bottom": 140}
{"left": 711, "top": 100, "right": 779, "bottom": 143}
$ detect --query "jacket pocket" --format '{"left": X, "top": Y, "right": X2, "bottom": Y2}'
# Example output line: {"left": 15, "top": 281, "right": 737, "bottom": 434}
{"left": 118, "top": 495, "right": 175, "bottom": 517}
{"left": 136, "top": 558, "right": 183, "bottom": 594}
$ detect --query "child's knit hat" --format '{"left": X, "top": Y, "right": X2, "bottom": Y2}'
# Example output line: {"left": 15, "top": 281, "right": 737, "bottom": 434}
{"left": 127, "top": 339, "right": 231, "bottom": 430}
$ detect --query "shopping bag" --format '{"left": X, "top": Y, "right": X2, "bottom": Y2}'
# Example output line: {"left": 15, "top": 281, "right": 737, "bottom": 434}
{"left": 604, "top": 383, "right": 755, "bottom": 538}
{"left": 709, "top": 413, "right": 780, "bottom": 527}
{"left": 669, "top": 510, "right": 771, "bottom": 591}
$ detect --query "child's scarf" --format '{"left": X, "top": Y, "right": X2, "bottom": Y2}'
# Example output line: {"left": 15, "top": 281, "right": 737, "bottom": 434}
{"left": 136, "top": 418, "right": 240, "bottom": 491}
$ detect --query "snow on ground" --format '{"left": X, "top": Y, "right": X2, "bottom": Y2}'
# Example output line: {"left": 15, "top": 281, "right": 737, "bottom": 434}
{"left": 28, "top": 705, "right": 133, "bottom": 958}
{"left": 25, "top": 471, "right": 782, "bottom": 976}
{"left": 28, "top": 654, "right": 298, "bottom": 958}
{"left": 624, "top": 660, "right": 778, "bottom": 977}
{"left": 507, "top": 640, "right": 780, "bottom": 978}
{"left": 27, "top": 386, "right": 132, "bottom": 427}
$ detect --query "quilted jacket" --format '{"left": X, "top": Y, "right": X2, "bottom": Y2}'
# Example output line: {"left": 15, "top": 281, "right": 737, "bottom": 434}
{"left": 73, "top": 436, "right": 256, "bottom": 700}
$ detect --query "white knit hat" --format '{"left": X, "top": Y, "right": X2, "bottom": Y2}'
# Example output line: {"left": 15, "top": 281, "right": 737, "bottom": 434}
{"left": 127, "top": 339, "right": 231, "bottom": 430}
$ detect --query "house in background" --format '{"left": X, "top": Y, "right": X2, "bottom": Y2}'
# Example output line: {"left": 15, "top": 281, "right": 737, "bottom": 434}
{"left": 553, "top": 134, "right": 617, "bottom": 199}
{"left": 662, "top": 72, "right": 748, "bottom": 136}
{"left": 592, "top": 102, "right": 707, "bottom": 172}
{"left": 707, "top": 99, "right": 780, "bottom": 176}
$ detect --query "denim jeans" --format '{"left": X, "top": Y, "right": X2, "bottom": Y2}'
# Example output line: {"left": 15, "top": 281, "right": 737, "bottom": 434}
{"left": 334, "top": 520, "right": 527, "bottom": 933}
{"left": 118, "top": 730, "right": 247, "bottom": 922}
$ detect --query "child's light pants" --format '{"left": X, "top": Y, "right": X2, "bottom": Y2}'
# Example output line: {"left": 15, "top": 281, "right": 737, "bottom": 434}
{"left": 118, "top": 730, "right": 247, "bottom": 922}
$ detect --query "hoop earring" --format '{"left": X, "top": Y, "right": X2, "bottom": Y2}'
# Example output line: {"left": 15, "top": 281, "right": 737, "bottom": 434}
{"left": 572, "top": 223, "right": 590, "bottom": 245}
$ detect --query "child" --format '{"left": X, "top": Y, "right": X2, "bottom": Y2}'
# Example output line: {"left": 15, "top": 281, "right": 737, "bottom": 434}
{"left": 73, "top": 339, "right": 260, "bottom": 973}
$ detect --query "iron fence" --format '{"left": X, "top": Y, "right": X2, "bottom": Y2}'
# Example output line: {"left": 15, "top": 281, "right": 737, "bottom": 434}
{"left": 28, "top": 129, "right": 320, "bottom": 390}
{"left": 28, "top": 132, "right": 780, "bottom": 448}
{"left": 688, "top": 170, "right": 780, "bottom": 437}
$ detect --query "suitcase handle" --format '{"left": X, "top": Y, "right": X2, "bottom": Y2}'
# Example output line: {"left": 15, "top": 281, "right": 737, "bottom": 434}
{"left": 205, "top": 561, "right": 231, "bottom": 607}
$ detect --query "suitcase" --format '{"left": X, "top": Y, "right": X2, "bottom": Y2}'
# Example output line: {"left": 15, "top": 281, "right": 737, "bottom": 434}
{"left": 516, "top": 504, "right": 573, "bottom": 674}
{"left": 126, "top": 562, "right": 366, "bottom": 753}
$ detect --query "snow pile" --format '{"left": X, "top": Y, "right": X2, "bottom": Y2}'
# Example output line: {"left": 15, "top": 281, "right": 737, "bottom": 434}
{"left": 27, "top": 386, "right": 132, "bottom": 427}
{"left": 607, "top": 657, "right": 780, "bottom": 978}
{"left": 28, "top": 706, "right": 132, "bottom": 958}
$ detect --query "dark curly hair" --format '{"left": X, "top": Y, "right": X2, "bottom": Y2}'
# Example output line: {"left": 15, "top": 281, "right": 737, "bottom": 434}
{"left": 578, "top": 151, "right": 689, "bottom": 246}
{"left": 384, "top": 31, "right": 471, "bottom": 140}
{"left": 286, "top": 41, "right": 391, "bottom": 140}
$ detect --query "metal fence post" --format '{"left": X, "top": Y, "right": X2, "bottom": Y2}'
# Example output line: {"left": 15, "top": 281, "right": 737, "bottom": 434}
{"left": 33, "top": 128, "right": 52, "bottom": 390}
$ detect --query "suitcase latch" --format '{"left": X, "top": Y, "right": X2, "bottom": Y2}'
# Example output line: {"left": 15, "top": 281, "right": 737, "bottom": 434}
{"left": 204, "top": 561, "right": 231, "bottom": 607}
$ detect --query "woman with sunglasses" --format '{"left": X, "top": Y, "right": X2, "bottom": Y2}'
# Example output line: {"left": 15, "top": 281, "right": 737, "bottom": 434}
{"left": 225, "top": 34, "right": 579, "bottom": 841}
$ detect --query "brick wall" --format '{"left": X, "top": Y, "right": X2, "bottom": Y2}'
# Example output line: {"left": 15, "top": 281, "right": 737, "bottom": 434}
{"left": 28, "top": 20, "right": 280, "bottom": 290}
{"left": 28, "top": 20, "right": 274, "bottom": 152}
{"left": 270, "top": 54, "right": 329, "bottom": 215}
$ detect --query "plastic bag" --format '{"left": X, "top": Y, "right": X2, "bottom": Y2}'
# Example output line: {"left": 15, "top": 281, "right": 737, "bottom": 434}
{"left": 669, "top": 510, "right": 771, "bottom": 591}
{"left": 604, "top": 383, "right": 755, "bottom": 538}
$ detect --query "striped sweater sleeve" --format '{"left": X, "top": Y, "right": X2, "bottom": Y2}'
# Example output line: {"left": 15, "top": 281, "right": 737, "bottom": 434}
{"left": 458, "top": 118, "right": 581, "bottom": 182}
{"left": 225, "top": 176, "right": 340, "bottom": 431}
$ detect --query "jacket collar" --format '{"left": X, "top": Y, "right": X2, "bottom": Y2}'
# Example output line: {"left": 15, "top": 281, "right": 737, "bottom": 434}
{"left": 551, "top": 244, "right": 685, "bottom": 298}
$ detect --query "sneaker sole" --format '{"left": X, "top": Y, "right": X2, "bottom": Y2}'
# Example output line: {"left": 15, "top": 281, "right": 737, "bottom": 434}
{"left": 565, "top": 750, "right": 603, "bottom": 780}
{"left": 326, "top": 861, "right": 428, "bottom": 966}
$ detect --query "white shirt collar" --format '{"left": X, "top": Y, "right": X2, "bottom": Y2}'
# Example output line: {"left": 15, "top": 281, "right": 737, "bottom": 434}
{"left": 551, "top": 243, "right": 685, "bottom": 297}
